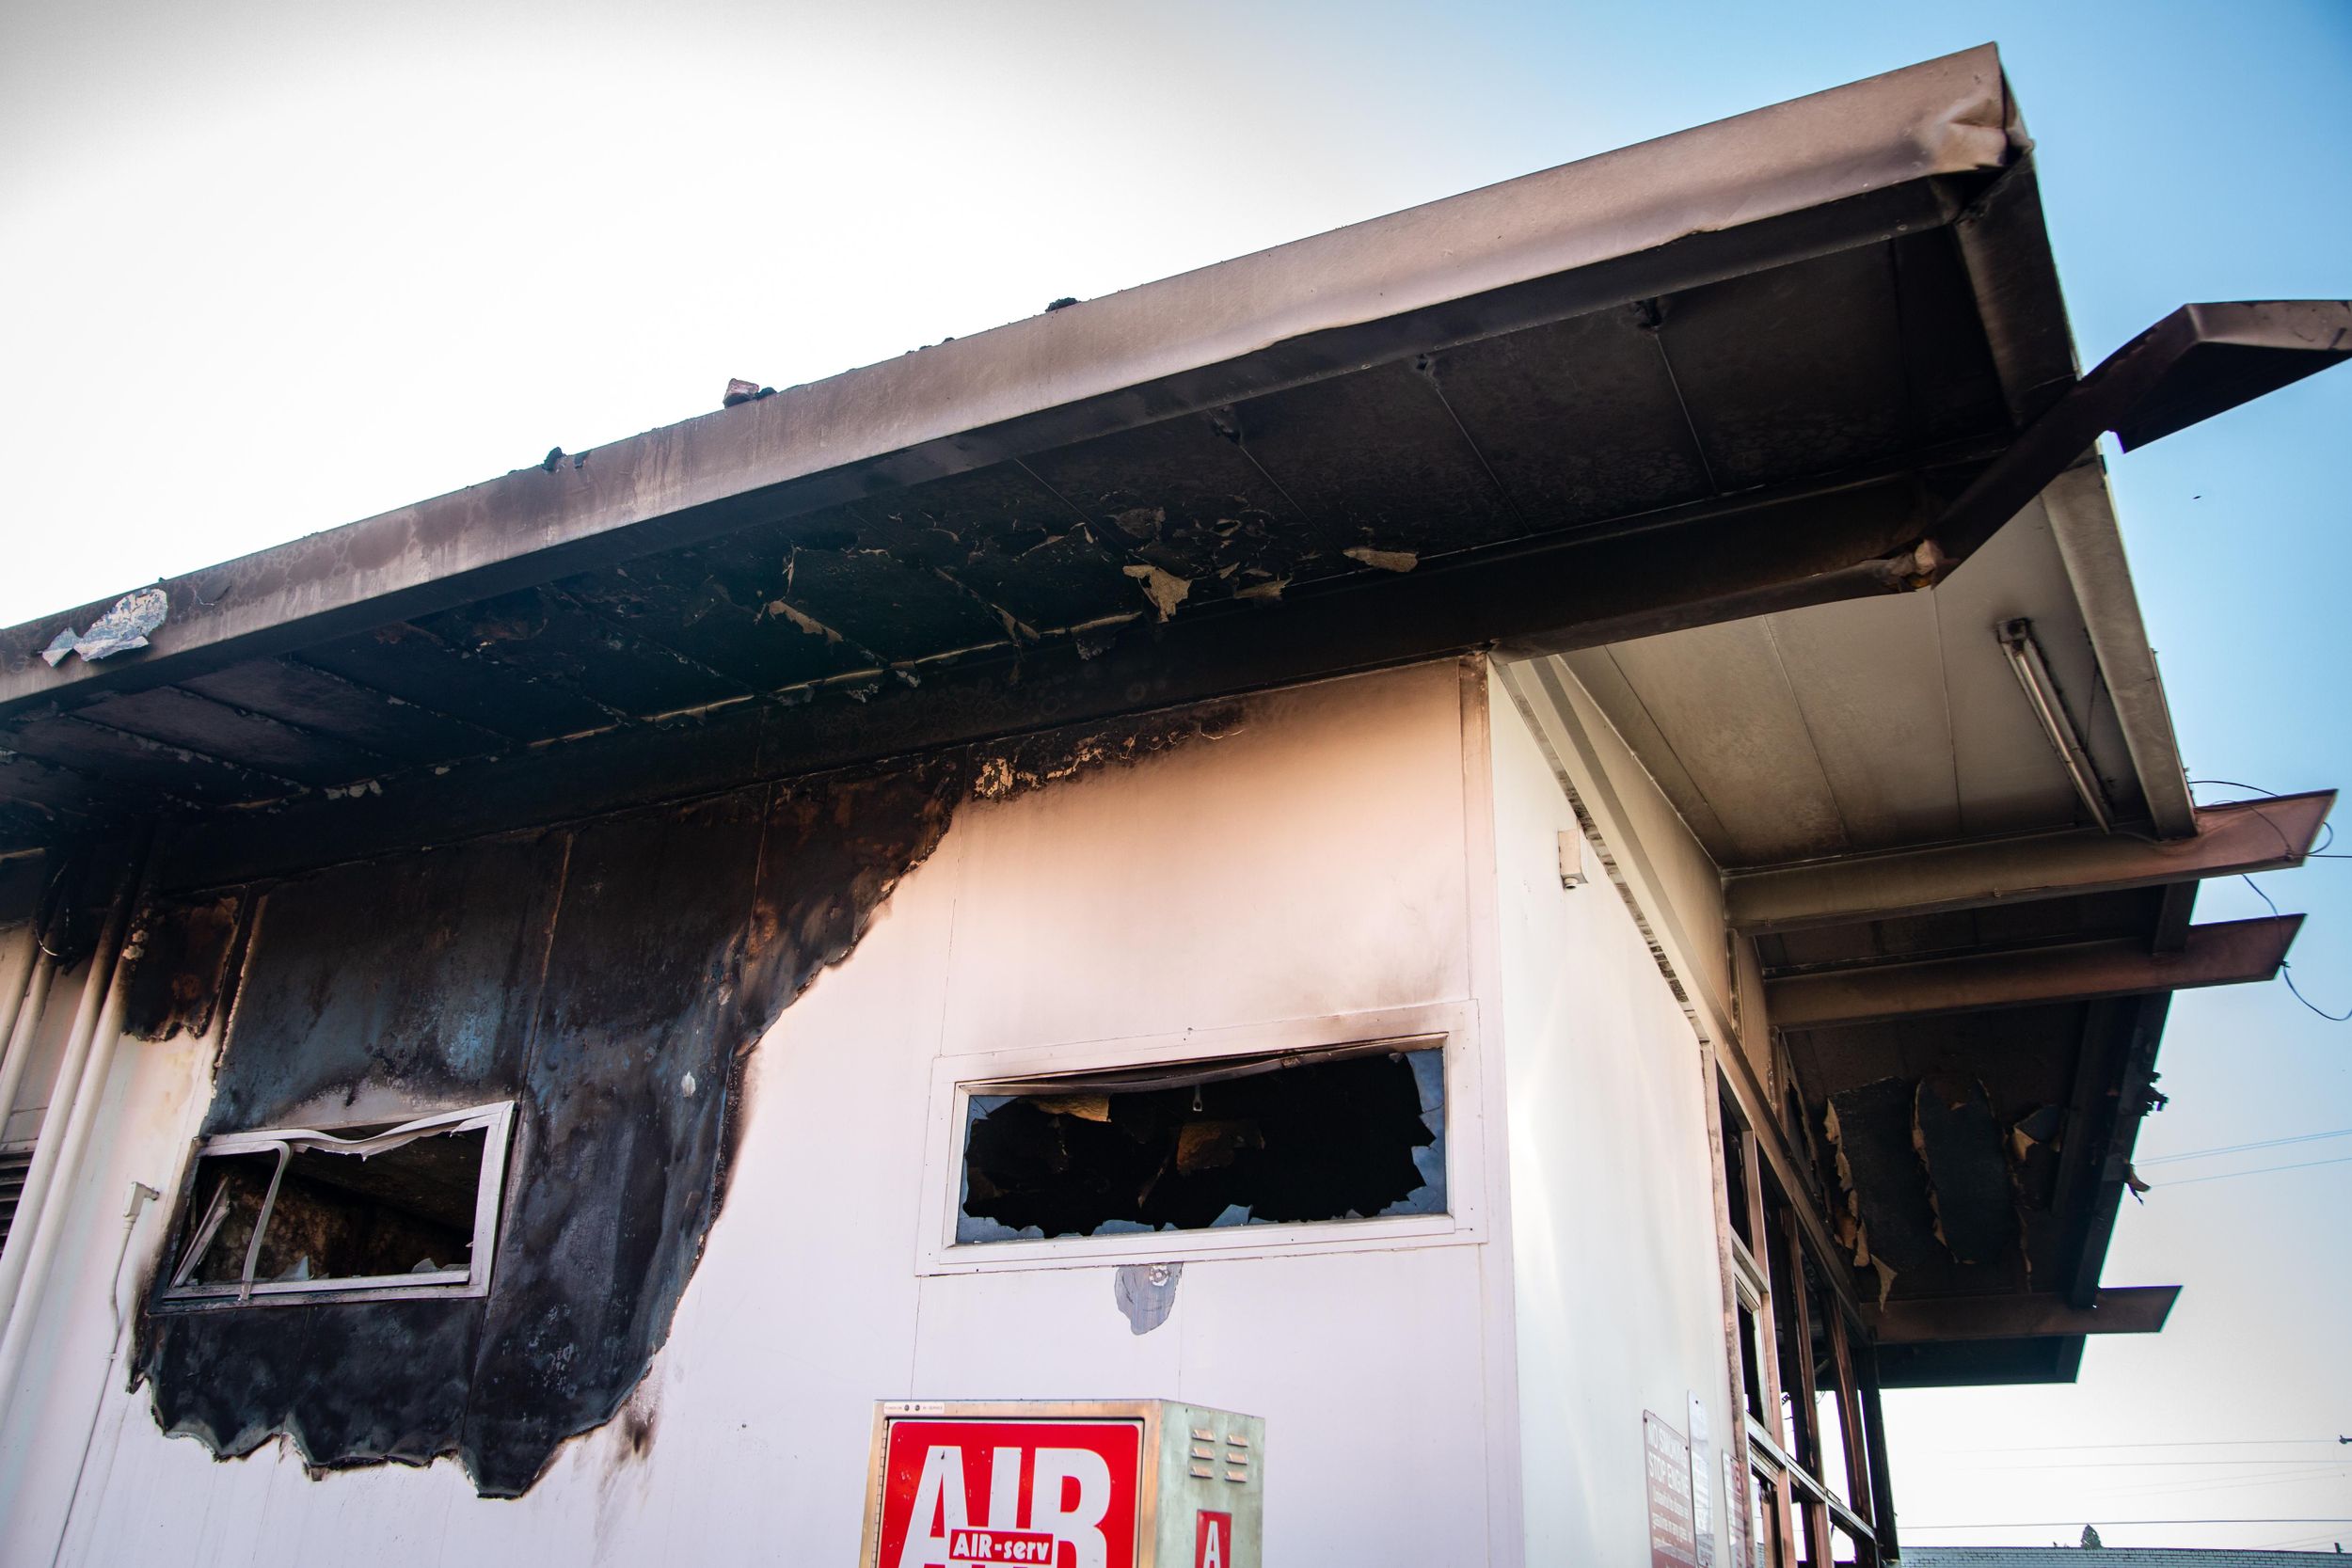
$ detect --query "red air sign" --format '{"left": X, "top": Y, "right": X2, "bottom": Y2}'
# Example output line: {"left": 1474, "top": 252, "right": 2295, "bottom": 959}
{"left": 1193, "top": 1511, "right": 1232, "bottom": 1568}
{"left": 876, "top": 1419, "right": 1143, "bottom": 1568}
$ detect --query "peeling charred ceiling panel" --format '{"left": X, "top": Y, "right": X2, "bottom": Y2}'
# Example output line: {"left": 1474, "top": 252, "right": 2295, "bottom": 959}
{"left": 133, "top": 704, "right": 1219, "bottom": 1496}
{"left": 1803, "top": 1003, "right": 2094, "bottom": 1305}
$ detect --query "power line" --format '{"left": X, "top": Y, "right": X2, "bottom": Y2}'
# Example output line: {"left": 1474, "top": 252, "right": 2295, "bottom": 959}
{"left": 1929, "top": 1448, "right": 2352, "bottom": 1457}
{"left": 2157, "top": 1154, "right": 2352, "bottom": 1188}
{"left": 1902, "top": 1519, "right": 2352, "bottom": 1529}
{"left": 2087, "top": 1467, "right": 2350, "bottom": 1503}
{"left": 2237, "top": 874, "right": 2352, "bottom": 1021}
{"left": 1954, "top": 1458, "right": 2349, "bottom": 1469}
{"left": 2139, "top": 1128, "right": 2352, "bottom": 1165}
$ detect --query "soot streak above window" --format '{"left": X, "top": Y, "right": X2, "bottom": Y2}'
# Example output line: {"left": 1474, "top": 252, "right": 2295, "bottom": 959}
{"left": 957, "top": 1041, "right": 1445, "bottom": 1243}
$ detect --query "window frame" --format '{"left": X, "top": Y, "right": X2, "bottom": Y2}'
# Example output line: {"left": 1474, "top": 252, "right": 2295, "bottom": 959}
{"left": 154, "top": 1101, "right": 516, "bottom": 1311}
{"left": 1717, "top": 1084, "right": 1893, "bottom": 1568}
{"left": 915, "top": 1002, "right": 1484, "bottom": 1275}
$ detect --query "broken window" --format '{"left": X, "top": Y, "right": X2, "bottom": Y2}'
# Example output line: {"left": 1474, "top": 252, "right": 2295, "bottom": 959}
{"left": 954, "top": 1037, "right": 1445, "bottom": 1244}
{"left": 158, "top": 1103, "right": 514, "bottom": 1307}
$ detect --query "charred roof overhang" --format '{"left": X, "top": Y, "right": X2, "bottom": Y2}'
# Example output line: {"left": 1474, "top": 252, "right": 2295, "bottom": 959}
{"left": 3, "top": 44, "right": 2341, "bottom": 884}
{"left": 0, "top": 46, "right": 2066, "bottom": 872}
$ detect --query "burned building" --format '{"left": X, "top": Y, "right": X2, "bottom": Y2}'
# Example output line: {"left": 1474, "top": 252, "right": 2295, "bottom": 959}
{"left": 0, "top": 44, "right": 2343, "bottom": 1568}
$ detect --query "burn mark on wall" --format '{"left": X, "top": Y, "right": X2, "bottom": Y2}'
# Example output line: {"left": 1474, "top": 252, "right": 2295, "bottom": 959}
{"left": 135, "top": 701, "right": 1228, "bottom": 1497}
{"left": 122, "top": 895, "right": 244, "bottom": 1042}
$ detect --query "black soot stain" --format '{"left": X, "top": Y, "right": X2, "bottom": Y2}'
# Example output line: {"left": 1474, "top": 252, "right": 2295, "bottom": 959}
{"left": 131, "top": 705, "right": 1234, "bottom": 1497}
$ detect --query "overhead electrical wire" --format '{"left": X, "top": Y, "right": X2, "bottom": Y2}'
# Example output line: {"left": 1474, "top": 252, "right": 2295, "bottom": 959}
{"left": 2169, "top": 781, "right": 2352, "bottom": 1018}
{"left": 1902, "top": 1518, "right": 2352, "bottom": 1529}
{"left": 2155, "top": 1152, "right": 2352, "bottom": 1188}
{"left": 1928, "top": 1437, "right": 2347, "bottom": 1454}
{"left": 2237, "top": 873, "right": 2352, "bottom": 1021}
{"left": 2138, "top": 1127, "right": 2352, "bottom": 1164}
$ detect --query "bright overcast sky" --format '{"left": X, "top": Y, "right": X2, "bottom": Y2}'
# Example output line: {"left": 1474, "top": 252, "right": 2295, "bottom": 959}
{"left": 5, "top": 0, "right": 2349, "bottom": 1551}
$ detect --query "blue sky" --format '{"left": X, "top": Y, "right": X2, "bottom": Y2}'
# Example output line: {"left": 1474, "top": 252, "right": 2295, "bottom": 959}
{"left": 4, "top": 0, "right": 2347, "bottom": 1549}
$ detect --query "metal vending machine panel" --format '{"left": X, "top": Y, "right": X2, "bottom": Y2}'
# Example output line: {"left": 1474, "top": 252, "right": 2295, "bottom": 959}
{"left": 861, "top": 1399, "right": 1264, "bottom": 1568}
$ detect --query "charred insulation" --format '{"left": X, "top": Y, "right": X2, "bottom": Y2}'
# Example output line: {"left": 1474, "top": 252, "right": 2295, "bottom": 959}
{"left": 958, "top": 1049, "right": 1445, "bottom": 1243}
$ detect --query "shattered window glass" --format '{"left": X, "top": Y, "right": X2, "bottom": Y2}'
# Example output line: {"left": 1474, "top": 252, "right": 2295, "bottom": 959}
{"left": 178, "top": 1151, "right": 281, "bottom": 1285}
{"left": 163, "top": 1105, "right": 511, "bottom": 1305}
{"left": 956, "top": 1041, "right": 1446, "bottom": 1243}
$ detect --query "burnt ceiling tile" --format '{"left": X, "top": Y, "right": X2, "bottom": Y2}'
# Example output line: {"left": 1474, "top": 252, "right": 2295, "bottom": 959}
{"left": 1658, "top": 244, "right": 1907, "bottom": 490}
{"left": 2, "top": 714, "right": 297, "bottom": 806}
{"left": 1021, "top": 414, "right": 1312, "bottom": 602}
{"left": 1914, "top": 1074, "right": 2023, "bottom": 1269}
{"left": 299, "top": 622, "right": 617, "bottom": 743}
{"left": 779, "top": 546, "right": 1014, "bottom": 662}
{"left": 1229, "top": 359, "right": 1520, "bottom": 563}
{"left": 1825, "top": 1076, "right": 1942, "bottom": 1278}
{"left": 1432, "top": 306, "right": 1715, "bottom": 530}
{"left": 73, "top": 685, "right": 390, "bottom": 787}
{"left": 413, "top": 588, "right": 748, "bottom": 721}
{"left": 556, "top": 533, "right": 867, "bottom": 694}
{"left": 180, "top": 657, "right": 510, "bottom": 768}
{"left": 0, "top": 742, "right": 145, "bottom": 817}
{"left": 1788, "top": 1006, "right": 2090, "bottom": 1111}
{"left": 863, "top": 467, "right": 1139, "bottom": 632}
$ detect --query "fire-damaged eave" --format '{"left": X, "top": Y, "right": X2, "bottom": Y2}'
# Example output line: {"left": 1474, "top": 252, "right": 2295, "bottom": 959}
{"left": 0, "top": 48, "right": 2068, "bottom": 877}
{"left": 0, "top": 43, "right": 2022, "bottom": 721}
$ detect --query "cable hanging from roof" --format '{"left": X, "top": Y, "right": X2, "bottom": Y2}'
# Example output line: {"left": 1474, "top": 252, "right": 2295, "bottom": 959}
{"left": 2177, "top": 781, "right": 2352, "bottom": 1020}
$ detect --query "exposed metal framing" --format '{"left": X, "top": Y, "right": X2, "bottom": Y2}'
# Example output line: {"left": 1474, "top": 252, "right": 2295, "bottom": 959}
{"left": 1762, "top": 913, "right": 2300, "bottom": 1029}
{"left": 1724, "top": 790, "right": 2333, "bottom": 934}
{"left": 155, "top": 1101, "right": 515, "bottom": 1311}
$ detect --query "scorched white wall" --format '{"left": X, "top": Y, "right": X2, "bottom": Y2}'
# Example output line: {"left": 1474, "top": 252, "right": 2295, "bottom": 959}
{"left": 1488, "top": 670, "right": 1739, "bottom": 1565}
{"left": 5, "top": 656, "right": 1736, "bottom": 1568}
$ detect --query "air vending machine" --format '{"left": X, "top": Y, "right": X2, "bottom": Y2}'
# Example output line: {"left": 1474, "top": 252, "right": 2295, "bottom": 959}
{"left": 860, "top": 1400, "right": 1265, "bottom": 1568}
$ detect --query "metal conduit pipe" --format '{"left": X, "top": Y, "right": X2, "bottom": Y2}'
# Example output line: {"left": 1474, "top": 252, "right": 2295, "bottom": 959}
{"left": 0, "top": 943, "right": 58, "bottom": 1146}
{"left": 45, "top": 1180, "right": 159, "bottom": 1568}
{"left": 0, "top": 957, "right": 137, "bottom": 1413}
{"left": 0, "top": 887, "right": 135, "bottom": 1324}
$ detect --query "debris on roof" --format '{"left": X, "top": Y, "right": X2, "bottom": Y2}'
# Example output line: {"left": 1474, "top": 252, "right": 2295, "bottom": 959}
{"left": 39, "top": 586, "right": 167, "bottom": 668}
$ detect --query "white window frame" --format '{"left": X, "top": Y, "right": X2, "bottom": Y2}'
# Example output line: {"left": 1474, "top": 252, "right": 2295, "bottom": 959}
{"left": 155, "top": 1101, "right": 516, "bottom": 1310}
{"left": 916, "top": 1001, "right": 1483, "bottom": 1275}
